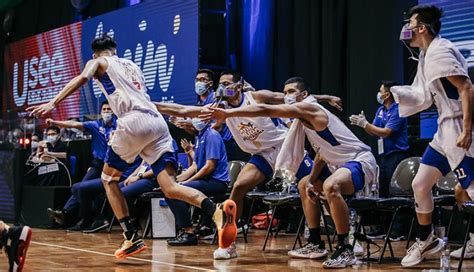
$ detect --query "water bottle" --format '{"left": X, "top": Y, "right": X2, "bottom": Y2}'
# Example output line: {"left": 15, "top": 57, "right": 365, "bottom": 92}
{"left": 440, "top": 237, "right": 450, "bottom": 271}
{"left": 349, "top": 209, "right": 357, "bottom": 237}
{"left": 304, "top": 224, "right": 310, "bottom": 240}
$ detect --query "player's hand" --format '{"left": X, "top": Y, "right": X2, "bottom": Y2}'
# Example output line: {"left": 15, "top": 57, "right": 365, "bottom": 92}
{"left": 124, "top": 175, "right": 139, "bottom": 186}
{"left": 306, "top": 184, "right": 320, "bottom": 204}
{"left": 457, "top": 130, "right": 472, "bottom": 150}
{"left": 180, "top": 138, "right": 194, "bottom": 154}
{"left": 349, "top": 111, "right": 368, "bottom": 128}
{"left": 45, "top": 118, "right": 55, "bottom": 126}
{"left": 199, "top": 107, "right": 228, "bottom": 124}
{"left": 327, "top": 96, "right": 343, "bottom": 111}
{"left": 26, "top": 101, "right": 55, "bottom": 117}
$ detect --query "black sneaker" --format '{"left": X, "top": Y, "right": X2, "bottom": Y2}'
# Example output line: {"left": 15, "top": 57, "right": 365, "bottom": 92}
{"left": 4, "top": 225, "right": 33, "bottom": 272}
{"left": 196, "top": 226, "right": 214, "bottom": 239}
{"left": 67, "top": 219, "right": 92, "bottom": 232}
{"left": 167, "top": 232, "right": 198, "bottom": 246}
{"left": 114, "top": 232, "right": 147, "bottom": 259}
{"left": 47, "top": 208, "right": 65, "bottom": 225}
{"left": 322, "top": 244, "right": 357, "bottom": 268}
{"left": 82, "top": 219, "right": 110, "bottom": 234}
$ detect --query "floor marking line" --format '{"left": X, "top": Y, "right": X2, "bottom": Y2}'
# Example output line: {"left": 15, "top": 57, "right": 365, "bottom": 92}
{"left": 31, "top": 241, "right": 215, "bottom": 271}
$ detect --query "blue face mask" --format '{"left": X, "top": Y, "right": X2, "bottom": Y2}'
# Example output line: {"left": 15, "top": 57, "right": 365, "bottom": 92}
{"left": 195, "top": 82, "right": 209, "bottom": 95}
{"left": 192, "top": 119, "right": 208, "bottom": 131}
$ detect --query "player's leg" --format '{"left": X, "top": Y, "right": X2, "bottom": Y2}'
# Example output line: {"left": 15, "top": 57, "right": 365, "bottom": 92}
{"left": 0, "top": 220, "right": 32, "bottom": 272}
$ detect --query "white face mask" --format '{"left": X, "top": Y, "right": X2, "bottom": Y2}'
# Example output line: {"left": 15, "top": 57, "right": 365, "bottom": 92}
{"left": 192, "top": 118, "right": 208, "bottom": 131}
{"left": 31, "top": 141, "right": 39, "bottom": 150}
{"left": 47, "top": 135, "right": 58, "bottom": 144}
{"left": 284, "top": 95, "right": 297, "bottom": 105}
{"left": 195, "top": 82, "right": 209, "bottom": 95}
{"left": 102, "top": 112, "right": 113, "bottom": 123}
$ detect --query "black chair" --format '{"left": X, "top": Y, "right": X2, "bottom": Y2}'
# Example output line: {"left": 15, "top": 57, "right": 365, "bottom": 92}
{"left": 459, "top": 201, "right": 474, "bottom": 270}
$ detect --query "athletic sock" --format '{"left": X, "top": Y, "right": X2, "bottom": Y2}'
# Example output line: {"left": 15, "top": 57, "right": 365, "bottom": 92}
{"left": 419, "top": 223, "right": 432, "bottom": 241}
{"left": 201, "top": 198, "right": 216, "bottom": 216}
{"left": 118, "top": 216, "right": 136, "bottom": 240}
{"left": 308, "top": 227, "right": 323, "bottom": 246}
{"left": 337, "top": 232, "right": 349, "bottom": 247}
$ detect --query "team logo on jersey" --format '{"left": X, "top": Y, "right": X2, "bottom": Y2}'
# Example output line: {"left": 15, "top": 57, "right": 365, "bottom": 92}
{"left": 238, "top": 122, "right": 264, "bottom": 142}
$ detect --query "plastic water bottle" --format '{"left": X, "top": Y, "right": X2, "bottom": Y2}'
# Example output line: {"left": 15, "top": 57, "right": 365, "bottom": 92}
{"left": 440, "top": 237, "right": 450, "bottom": 271}
{"left": 349, "top": 209, "right": 357, "bottom": 237}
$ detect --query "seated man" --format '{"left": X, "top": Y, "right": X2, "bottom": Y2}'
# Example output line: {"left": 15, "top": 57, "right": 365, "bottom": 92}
{"left": 36, "top": 126, "right": 66, "bottom": 163}
{"left": 47, "top": 101, "right": 116, "bottom": 225}
{"left": 166, "top": 118, "right": 229, "bottom": 246}
{"left": 204, "top": 77, "right": 377, "bottom": 268}
{"left": 67, "top": 157, "right": 143, "bottom": 232}
{"left": 0, "top": 221, "right": 32, "bottom": 272}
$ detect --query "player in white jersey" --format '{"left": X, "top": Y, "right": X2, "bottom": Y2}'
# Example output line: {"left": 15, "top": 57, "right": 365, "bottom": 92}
{"left": 27, "top": 36, "right": 238, "bottom": 259}
{"left": 203, "top": 77, "right": 377, "bottom": 268}
{"left": 387, "top": 5, "right": 474, "bottom": 267}
{"left": 157, "top": 70, "right": 342, "bottom": 259}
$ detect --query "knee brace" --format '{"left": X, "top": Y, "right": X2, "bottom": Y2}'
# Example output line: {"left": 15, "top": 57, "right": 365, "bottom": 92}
{"left": 412, "top": 165, "right": 441, "bottom": 214}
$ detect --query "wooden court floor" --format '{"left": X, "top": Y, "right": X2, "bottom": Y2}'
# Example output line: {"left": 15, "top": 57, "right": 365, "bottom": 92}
{"left": 1, "top": 227, "right": 473, "bottom": 271}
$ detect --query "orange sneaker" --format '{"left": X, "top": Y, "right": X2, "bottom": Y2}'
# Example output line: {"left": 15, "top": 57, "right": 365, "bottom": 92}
{"left": 114, "top": 232, "right": 147, "bottom": 260}
{"left": 213, "top": 200, "right": 238, "bottom": 249}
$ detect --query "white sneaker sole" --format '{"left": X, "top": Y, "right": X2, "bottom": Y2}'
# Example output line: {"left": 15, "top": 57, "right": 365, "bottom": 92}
{"left": 322, "top": 257, "right": 357, "bottom": 268}
{"left": 450, "top": 250, "right": 474, "bottom": 259}
{"left": 401, "top": 238, "right": 444, "bottom": 267}
{"left": 288, "top": 250, "right": 328, "bottom": 259}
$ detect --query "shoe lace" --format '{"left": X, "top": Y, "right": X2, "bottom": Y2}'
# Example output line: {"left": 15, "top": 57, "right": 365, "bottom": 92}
{"left": 407, "top": 238, "right": 422, "bottom": 254}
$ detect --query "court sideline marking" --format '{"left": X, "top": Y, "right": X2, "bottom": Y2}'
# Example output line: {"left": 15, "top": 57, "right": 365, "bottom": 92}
{"left": 32, "top": 241, "right": 216, "bottom": 271}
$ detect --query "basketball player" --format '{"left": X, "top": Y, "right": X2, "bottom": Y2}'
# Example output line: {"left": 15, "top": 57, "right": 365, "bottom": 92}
{"left": 0, "top": 221, "right": 32, "bottom": 272}
{"left": 27, "top": 35, "right": 237, "bottom": 259}
{"left": 157, "top": 71, "right": 342, "bottom": 260}
{"left": 202, "top": 77, "right": 377, "bottom": 268}
{"left": 389, "top": 5, "right": 474, "bottom": 267}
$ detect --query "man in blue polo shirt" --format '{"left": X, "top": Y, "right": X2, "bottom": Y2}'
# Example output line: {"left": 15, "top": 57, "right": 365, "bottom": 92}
{"left": 350, "top": 81, "right": 410, "bottom": 240}
{"left": 166, "top": 118, "right": 229, "bottom": 246}
{"left": 350, "top": 81, "right": 410, "bottom": 197}
{"left": 46, "top": 101, "right": 117, "bottom": 226}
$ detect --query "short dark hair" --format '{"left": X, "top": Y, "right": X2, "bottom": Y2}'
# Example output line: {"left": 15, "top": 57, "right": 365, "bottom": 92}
{"left": 101, "top": 100, "right": 110, "bottom": 108}
{"left": 47, "top": 126, "right": 60, "bottom": 134}
{"left": 406, "top": 5, "right": 443, "bottom": 35}
{"left": 220, "top": 70, "right": 242, "bottom": 83}
{"left": 91, "top": 35, "right": 117, "bottom": 52}
{"left": 196, "top": 69, "right": 215, "bottom": 83}
{"left": 381, "top": 80, "right": 397, "bottom": 90}
{"left": 284, "top": 77, "right": 309, "bottom": 92}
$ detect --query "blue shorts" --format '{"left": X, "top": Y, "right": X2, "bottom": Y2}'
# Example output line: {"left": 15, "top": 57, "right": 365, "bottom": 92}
{"left": 422, "top": 145, "right": 474, "bottom": 189}
{"left": 105, "top": 146, "right": 177, "bottom": 178}
{"left": 303, "top": 161, "right": 364, "bottom": 191}
{"left": 248, "top": 153, "right": 314, "bottom": 180}
{"left": 340, "top": 161, "right": 365, "bottom": 191}
{"left": 150, "top": 152, "right": 178, "bottom": 178}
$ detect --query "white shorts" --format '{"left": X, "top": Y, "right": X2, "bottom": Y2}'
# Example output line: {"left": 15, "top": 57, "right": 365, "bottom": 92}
{"left": 431, "top": 117, "right": 474, "bottom": 169}
{"left": 109, "top": 111, "right": 174, "bottom": 165}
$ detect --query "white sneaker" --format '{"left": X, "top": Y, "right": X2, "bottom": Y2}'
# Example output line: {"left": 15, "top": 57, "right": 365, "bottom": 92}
{"left": 288, "top": 242, "right": 328, "bottom": 259}
{"left": 349, "top": 237, "right": 364, "bottom": 256}
{"left": 213, "top": 243, "right": 239, "bottom": 260}
{"left": 451, "top": 234, "right": 474, "bottom": 259}
{"left": 401, "top": 232, "right": 444, "bottom": 267}
{"left": 322, "top": 245, "right": 357, "bottom": 268}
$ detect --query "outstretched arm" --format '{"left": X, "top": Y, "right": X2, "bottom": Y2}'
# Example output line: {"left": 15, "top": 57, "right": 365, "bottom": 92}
{"left": 27, "top": 59, "right": 101, "bottom": 117}
{"left": 155, "top": 102, "right": 210, "bottom": 118}
{"left": 252, "top": 90, "right": 343, "bottom": 110}
{"left": 46, "top": 118, "right": 84, "bottom": 130}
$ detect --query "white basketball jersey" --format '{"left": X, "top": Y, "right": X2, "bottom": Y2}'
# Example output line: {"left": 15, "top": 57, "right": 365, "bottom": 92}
{"left": 302, "top": 97, "right": 372, "bottom": 167}
{"left": 225, "top": 92, "right": 288, "bottom": 154}
{"left": 94, "top": 56, "right": 159, "bottom": 118}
